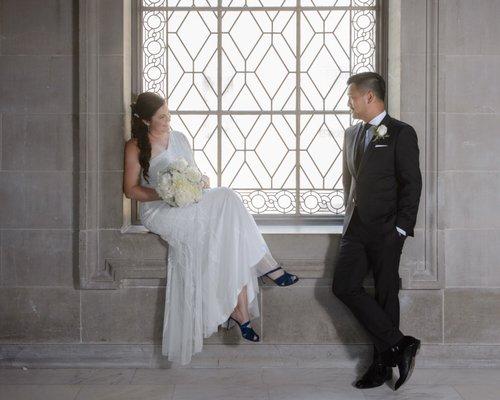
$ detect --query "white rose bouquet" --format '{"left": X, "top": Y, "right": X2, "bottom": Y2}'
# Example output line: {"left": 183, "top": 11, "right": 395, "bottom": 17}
{"left": 156, "top": 157, "right": 204, "bottom": 207}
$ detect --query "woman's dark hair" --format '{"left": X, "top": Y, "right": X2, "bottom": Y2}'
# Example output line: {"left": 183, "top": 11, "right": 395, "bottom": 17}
{"left": 130, "top": 92, "right": 165, "bottom": 183}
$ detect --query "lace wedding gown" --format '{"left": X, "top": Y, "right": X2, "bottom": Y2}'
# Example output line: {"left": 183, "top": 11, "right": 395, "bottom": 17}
{"left": 139, "top": 130, "right": 276, "bottom": 365}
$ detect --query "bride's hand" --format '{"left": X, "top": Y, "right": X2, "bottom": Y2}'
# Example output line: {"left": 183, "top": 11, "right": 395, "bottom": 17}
{"left": 152, "top": 188, "right": 162, "bottom": 201}
{"left": 201, "top": 174, "right": 210, "bottom": 189}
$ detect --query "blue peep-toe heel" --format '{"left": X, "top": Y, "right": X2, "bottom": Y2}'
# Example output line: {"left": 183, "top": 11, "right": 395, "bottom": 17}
{"left": 260, "top": 263, "right": 299, "bottom": 287}
{"left": 226, "top": 316, "right": 260, "bottom": 342}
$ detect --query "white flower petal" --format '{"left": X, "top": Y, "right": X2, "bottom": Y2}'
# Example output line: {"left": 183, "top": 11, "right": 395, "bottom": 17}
{"left": 377, "top": 124, "right": 388, "bottom": 137}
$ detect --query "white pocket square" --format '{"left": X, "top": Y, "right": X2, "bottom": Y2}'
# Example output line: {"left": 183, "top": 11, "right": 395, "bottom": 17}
{"left": 375, "top": 144, "right": 388, "bottom": 148}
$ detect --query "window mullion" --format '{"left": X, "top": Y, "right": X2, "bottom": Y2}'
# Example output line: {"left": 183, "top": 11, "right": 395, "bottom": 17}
{"left": 217, "top": 0, "right": 222, "bottom": 187}
{"left": 295, "top": 0, "right": 301, "bottom": 215}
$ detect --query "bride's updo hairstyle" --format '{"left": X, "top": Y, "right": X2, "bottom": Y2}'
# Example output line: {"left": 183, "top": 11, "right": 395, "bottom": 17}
{"left": 131, "top": 92, "right": 166, "bottom": 183}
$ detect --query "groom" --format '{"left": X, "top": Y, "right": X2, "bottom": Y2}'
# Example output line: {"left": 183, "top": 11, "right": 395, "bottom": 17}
{"left": 333, "top": 72, "right": 422, "bottom": 390}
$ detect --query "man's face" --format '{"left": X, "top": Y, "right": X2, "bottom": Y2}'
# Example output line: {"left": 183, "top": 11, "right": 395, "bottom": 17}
{"left": 347, "top": 83, "right": 368, "bottom": 121}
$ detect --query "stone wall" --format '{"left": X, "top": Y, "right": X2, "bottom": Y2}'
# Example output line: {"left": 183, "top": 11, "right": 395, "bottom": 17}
{"left": 1, "top": 0, "right": 499, "bottom": 366}
{"left": 0, "top": 0, "right": 81, "bottom": 343}
{"left": 438, "top": 0, "right": 500, "bottom": 343}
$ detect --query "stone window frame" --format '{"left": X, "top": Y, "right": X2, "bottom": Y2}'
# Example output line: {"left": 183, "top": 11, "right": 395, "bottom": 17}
{"left": 78, "top": 0, "right": 442, "bottom": 290}
{"left": 129, "top": 0, "right": 389, "bottom": 224}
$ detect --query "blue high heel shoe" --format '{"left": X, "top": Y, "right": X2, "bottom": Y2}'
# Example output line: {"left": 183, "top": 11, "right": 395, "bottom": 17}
{"left": 260, "top": 263, "right": 299, "bottom": 287}
{"left": 226, "top": 316, "right": 260, "bottom": 342}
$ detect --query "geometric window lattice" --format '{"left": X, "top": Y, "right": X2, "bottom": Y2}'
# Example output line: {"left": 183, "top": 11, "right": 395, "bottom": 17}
{"left": 139, "top": 0, "right": 379, "bottom": 216}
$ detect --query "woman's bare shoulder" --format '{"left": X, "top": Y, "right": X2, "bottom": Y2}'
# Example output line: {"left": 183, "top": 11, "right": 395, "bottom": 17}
{"left": 124, "top": 138, "right": 140, "bottom": 161}
{"left": 125, "top": 138, "right": 139, "bottom": 151}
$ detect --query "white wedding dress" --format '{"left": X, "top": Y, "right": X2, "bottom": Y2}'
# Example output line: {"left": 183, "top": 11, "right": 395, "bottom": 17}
{"left": 139, "top": 130, "right": 276, "bottom": 365}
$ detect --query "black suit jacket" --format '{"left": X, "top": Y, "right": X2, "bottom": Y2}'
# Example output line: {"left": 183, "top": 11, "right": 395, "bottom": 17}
{"left": 342, "top": 114, "right": 422, "bottom": 237}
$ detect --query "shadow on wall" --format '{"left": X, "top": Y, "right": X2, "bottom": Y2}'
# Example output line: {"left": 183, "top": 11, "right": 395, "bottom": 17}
{"left": 314, "top": 236, "right": 373, "bottom": 375}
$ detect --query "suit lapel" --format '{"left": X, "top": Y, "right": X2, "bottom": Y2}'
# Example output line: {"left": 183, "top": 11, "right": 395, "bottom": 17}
{"left": 356, "top": 114, "right": 392, "bottom": 178}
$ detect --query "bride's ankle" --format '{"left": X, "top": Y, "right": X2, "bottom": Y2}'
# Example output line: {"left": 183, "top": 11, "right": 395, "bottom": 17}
{"left": 266, "top": 268, "right": 285, "bottom": 280}
{"left": 230, "top": 308, "right": 248, "bottom": 323}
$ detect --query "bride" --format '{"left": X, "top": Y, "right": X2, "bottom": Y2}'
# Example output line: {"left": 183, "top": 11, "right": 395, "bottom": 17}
{"left": 123, "top": 92, "right": 299, "bottom": 365}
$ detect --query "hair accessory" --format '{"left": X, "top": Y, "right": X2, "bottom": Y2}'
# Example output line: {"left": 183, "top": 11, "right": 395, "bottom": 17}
{"left": 130, "top": 102, "right": 139, "bottom": 118}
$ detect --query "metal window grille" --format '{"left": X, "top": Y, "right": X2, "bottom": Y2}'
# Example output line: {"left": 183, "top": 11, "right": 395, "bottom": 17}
{"left": 132, "top": 0, "right": 384, "bottom": 223}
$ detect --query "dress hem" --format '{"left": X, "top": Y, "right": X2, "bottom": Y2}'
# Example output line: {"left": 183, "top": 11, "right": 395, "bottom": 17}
{"left": 160, "top": 246, "right": 267, "bottom": 365}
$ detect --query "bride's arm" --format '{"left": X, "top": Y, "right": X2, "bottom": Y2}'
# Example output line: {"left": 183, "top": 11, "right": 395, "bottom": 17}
{"left": 123, "top": 140, "right": 161, "bottom": 201}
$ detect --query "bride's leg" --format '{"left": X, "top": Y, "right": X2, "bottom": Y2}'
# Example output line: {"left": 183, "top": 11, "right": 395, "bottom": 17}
{"left": 229, "top": 286, "right": 260, "bottom": 342}
{"left": 254, "top": 251, "right": 285, "bottom": 280}
{"left": 255, "top": 250, "right": 299, "bottom": 286}
{"left": 230, "top": 285, "right": 250, "bottom": 323}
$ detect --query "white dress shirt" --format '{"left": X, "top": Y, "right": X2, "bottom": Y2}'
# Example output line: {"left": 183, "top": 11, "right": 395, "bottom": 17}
{"left": 364, "top": 110, "right": 387, "bottom": 149}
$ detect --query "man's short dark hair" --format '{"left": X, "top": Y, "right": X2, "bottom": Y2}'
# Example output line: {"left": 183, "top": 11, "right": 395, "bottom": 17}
{"left": 347, "top": 72, "right": 386, "bottom": 101}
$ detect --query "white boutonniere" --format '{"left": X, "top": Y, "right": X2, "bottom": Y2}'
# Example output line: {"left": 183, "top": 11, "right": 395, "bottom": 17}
{"left": 373, "top": 124, "right": 389, "bottom": 141}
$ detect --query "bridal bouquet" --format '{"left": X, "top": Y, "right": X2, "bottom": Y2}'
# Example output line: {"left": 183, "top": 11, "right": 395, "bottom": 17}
{"left": 156, "top": 158, "right": 204, "bottom": 207}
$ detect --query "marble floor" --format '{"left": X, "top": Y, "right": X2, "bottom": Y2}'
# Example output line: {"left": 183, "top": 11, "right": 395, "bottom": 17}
{"left": 0, "top": 367, "right": 499, "bottom": 400}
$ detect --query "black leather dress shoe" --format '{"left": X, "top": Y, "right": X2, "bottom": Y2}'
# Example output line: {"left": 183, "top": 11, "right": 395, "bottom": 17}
{"left": 354, "top": 362, "right": 392, "bottom": 389}
{"left": 382, "top": 336, "right": 421, "bottom": 390}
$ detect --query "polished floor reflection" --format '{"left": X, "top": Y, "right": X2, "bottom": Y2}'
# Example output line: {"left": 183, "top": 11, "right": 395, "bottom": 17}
{"left": 0, "top": 367, "right": 498, "bottom": 400}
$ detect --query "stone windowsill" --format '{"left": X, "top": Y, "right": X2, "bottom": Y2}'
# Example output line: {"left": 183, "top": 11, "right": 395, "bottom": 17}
{"left": 121, "top": 218, "right": 345, "bottom": 235}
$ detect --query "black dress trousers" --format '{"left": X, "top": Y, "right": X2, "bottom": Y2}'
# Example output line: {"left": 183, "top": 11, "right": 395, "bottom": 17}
{"left": 333, "top": 207, "right": 406, "bottom": 353}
